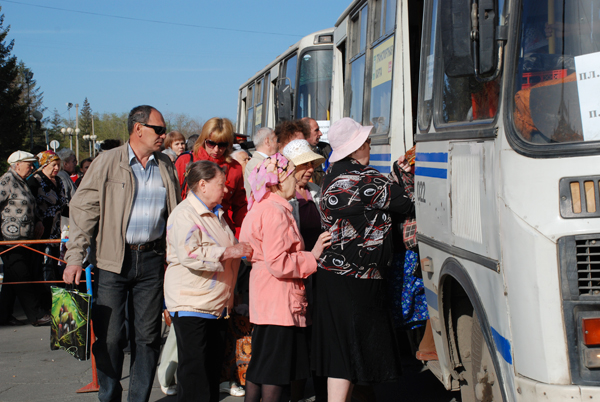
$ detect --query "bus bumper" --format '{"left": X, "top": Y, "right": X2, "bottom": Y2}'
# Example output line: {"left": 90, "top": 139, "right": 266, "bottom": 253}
{"left": 516, "top": 376, "right": 600, "bottom": 401}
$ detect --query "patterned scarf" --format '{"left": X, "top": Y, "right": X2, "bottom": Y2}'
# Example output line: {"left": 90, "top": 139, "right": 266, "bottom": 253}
{"left": 247, "top": 153, "right": 294, "bottom": 210}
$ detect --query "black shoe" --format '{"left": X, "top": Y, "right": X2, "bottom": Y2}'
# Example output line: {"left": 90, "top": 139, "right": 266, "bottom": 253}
{"left": 32, "top": 314, "right": 52, "bottom": 326}
{"left": 0, "top": 316, "right": 26, "bottom": 326}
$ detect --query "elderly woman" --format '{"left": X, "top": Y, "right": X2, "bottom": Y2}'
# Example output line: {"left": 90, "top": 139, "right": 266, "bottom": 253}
{"left": 312, "top": 118, "right": 415, "bottom": 402}
{"left": 240, "top": 154, "right": 331, "bottom": 402}
{"left": 27, "top": 150, "right": 68, "bottom": 281}
{"left": 164, "top": 160, "right": 253, "bottom": 402}
{"left": 282, "top": 139, "right": 325, "bottom": 251}
{"left": 0, "top": 151, "right": 50, "bottom": 327}
{"left": 175, "top": 118, "right": 247, "bottom": 235}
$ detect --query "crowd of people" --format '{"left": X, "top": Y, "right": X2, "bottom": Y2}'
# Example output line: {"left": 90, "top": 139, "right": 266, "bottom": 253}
{"left": 0, "top": 104, "right": 435, "bottom": 402}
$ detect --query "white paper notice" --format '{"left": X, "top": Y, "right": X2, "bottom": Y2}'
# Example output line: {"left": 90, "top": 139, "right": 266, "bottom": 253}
{"left": 424, "top": 55, "right": 434, "bottom": 101}
{"left": 317, "top": 120, "right": 331, "bottom": 143}
{"left": 575, "top": 51, "right": 600, "bottom": 141}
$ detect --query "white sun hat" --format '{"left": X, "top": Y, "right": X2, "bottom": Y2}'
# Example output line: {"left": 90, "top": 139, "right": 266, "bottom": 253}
{"left": 328, "top": 118, "right": 373, "bottom": 163}
{"left": 282, "top": 139, "right": 325, "bottom": 167}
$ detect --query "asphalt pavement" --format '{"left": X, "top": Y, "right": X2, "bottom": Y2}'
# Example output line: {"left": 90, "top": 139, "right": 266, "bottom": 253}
{"left": 0, "top": 298, "right": 459, "bottom": 402}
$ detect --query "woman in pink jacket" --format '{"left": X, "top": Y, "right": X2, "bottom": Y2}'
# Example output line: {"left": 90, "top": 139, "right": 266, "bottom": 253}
{"left": 240, "top": 154, "right": 331, "bottom": 402}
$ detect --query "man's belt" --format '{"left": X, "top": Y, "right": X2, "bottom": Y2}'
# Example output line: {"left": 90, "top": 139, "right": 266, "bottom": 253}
{"left": 126, "top": 239, "right": 162, "bottom": 252}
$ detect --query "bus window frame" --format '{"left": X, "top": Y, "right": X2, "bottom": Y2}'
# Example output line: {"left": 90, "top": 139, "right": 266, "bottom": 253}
{"left": 502, "top": 0, "right": 600, "bottom": 159}
{"left": 345, "top": 2, "right": 369, "bottom": 124}
{"left": 295, "top": 46, "right": 334, "bottom": 120}
{"left": 255, "top": 77, "right": 264, "bottom": 131}
{"left": 416, "top": 0, "right": 501, "bottom": 142}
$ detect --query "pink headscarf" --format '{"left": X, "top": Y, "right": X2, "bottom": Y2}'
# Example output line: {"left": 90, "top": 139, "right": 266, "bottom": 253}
{"left": 247, "top": 153, "right": 295, "bottom": 210}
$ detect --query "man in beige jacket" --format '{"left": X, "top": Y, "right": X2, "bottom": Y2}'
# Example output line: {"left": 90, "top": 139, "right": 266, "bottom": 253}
{"left": 63, "top": 105, "right": 181, "bottom": 402}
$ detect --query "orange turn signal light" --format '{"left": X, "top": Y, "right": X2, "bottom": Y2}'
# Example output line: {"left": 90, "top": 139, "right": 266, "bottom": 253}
{"left": 582, "top": 318, "right": 600, "bottom": 346}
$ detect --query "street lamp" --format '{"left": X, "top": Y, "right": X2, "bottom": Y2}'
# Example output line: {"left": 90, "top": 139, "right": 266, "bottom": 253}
{"left": 82, "top": 134, "right": 97, "bottom": 157}
{"left": 61, "top": 127, "right": 74, "bottom": 150}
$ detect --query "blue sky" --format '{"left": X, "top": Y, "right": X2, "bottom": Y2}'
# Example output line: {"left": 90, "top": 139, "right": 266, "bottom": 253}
{"left": 2, "top": 1, "right": 348, "bottom": 124}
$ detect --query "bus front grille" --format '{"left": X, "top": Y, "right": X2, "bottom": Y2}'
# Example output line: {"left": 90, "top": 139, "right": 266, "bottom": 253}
{"left": 577, "top": 237, "right": 600, "bottom": 296}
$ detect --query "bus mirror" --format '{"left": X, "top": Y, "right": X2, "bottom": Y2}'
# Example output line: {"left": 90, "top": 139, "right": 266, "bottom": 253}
{"left": 441, "top": 0, "right": 474, "bottom": 77}
{"left": 478, "top": 0, "right": 497, "bottom": 75}
{"left": 275, "top": 79, "right": 293, "bottom": 123}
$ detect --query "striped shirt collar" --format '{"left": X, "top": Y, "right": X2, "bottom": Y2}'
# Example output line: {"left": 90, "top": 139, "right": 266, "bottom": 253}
{"left": 127, "top": 143, "right": 157, "bottom": 167}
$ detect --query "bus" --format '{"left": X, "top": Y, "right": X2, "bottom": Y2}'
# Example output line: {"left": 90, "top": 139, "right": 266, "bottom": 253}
{"left": 236, "top": 29, "right": 335, "bottom": 140}
{"left": 331, "top": 0, "right": 600, "bottom": 400}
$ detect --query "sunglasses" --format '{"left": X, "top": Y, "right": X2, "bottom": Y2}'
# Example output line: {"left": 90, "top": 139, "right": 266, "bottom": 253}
{"left": 205, "top": 139, "right": 229, "bottom": 149}
{"left": 138, "top": 123, "right": 167, "bottom": 135}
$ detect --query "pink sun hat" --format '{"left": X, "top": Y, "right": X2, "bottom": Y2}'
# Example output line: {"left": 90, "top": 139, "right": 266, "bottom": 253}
{"left": 328, "top": 118, "right": 373, "bottom": 163}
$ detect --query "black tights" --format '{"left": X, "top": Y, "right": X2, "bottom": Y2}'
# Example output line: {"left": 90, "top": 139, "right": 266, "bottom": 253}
{"left": 244, "top": 380, "right": 286, "bottom": 402}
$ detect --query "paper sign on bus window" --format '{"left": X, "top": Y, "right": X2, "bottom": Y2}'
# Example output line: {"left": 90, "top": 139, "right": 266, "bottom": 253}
{"left": 575, "top": 51, "right": 600, "bottom": 141}
{"left": 424, "top": 55, "right": 434, "bottom": 101}
{"left": 371, "top": 37, "right": 394, "bottom": 88}
{"left": 317, "top": 120, "right": 330, "bottom": 143}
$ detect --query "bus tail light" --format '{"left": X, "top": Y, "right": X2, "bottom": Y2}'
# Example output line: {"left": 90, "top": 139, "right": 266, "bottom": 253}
{"left": 582, "top": 318, "right": 600, "bottom": 345}
{"left": 583, "top": 349, "right": 600, "bottom": 369}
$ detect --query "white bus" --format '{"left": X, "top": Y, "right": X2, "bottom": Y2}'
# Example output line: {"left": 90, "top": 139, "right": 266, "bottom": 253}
{"left": 236, "top": 29, "right": 335, "bottom": 140}
{"left": 330, "top": 0, "right": 600, "bottom": 400}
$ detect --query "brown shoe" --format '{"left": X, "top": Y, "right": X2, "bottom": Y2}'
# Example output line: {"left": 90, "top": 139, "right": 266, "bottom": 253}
{"left": 416, "top": 350, "right": 439, "bottom": 361}
{"left": 32, "top": 314, "right": 52, "bottom": 327}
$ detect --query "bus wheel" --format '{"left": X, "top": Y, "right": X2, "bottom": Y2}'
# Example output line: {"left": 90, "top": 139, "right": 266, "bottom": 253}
{"left": 471, "top": 311, "right": 503, "bottom": 401}
{"left": 457, "top": 312, "right": 476, "bottom": 402}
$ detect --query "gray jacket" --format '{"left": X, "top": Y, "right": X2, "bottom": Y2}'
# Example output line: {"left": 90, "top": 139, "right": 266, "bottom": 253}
{"left": 0, "top": 169, "right": 37, "bottom": 240}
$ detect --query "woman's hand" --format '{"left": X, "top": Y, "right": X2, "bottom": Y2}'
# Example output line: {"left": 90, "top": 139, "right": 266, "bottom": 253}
{"left": 397, "top": 155, "right": 411, "bottom": 173}
{"left": 221, "top": 242, "right": 253, "bottom": 261}
{"left": 311, "top": 231, "right": 332, "bottom": 259}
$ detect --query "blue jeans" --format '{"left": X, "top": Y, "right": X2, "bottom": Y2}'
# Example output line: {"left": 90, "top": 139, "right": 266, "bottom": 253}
{"left": 92, "top": 247, "right": 164, "bottom": 402}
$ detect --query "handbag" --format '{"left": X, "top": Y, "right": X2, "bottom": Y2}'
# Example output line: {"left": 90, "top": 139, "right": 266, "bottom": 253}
{"left": 50, "top": 286, "right": 91, "bottom": 361}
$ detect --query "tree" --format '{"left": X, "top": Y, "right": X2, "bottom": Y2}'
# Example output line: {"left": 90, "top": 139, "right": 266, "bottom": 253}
{"left": 79, "top": 98, "right": 93, "bottom": 157}
{"left": 0, "top": 9, "right": 27, "bottom": 170}
{"left": 47, "top": 108, "right": 65, "bottom": 149}
{"left": 15, "top": 61, "right": 46, "bottom": 152}
{"left": 163, "top": 112, "right": 204, "bottom": 138}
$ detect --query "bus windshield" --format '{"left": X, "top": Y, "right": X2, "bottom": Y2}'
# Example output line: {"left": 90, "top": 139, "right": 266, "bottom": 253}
{"left": 296, "top": 49, "right": 333, "bottom": 120}
{"left": 513, "top": 0, "right": 600, "bottom": 145}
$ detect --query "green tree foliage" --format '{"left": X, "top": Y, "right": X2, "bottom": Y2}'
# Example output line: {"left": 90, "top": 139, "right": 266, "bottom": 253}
{"left": 93, "top": 112, "right": 128, "bottom": 145}
{"left": 78, "top": 98, "right": 93, "bottom": 158}
{"left": 0, "top": 9, "right": 27, "bottom": 169}
{"left": 15, "top": 61, "right": 46, "bottom": 152}
{"left": 48, "top": 108, "right": 65, "bottom": 148}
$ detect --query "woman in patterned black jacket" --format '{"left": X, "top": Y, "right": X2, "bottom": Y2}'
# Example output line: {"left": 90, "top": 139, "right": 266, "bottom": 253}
{"left": 311, "top": 118, "right": 414, "bottom": 402}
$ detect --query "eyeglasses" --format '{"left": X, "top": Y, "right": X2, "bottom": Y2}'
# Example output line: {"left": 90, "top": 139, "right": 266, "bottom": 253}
{"left": 205, "top": 139, "right": 229, "bottom": 149}
{"left": 138, "top": 123, "right": 167, "bottom": 135}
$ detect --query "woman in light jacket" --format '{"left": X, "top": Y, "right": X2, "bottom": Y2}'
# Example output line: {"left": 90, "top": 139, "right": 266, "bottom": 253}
{"left": 240, "top": 154, "right": 331, "bottom": 402}
{"left": 164, "top": 160, "right": 253, "bottom": 402}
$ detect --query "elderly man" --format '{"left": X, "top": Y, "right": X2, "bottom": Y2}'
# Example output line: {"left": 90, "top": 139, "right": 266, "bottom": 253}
{"left": 0, "top": 151, "right": 49, "bottom": 326}
{"left": 243, "top": 127, "right": 278, "bottom": 199}
{"left": 57, "top": 148, "right": 78, "bottom": 201}
{"left": 63, "top": 105, "right": 181, "bottom": 402}
{"left": 301, "top": 117, "right": 331, "bottom": 186}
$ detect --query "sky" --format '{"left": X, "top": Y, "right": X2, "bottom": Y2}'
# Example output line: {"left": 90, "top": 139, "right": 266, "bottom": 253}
{"left": 1, "top": 0, "right": 349, "bottom": 125}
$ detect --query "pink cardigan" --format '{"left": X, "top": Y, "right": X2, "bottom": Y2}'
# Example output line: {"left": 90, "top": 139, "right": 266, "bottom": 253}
{"left": 240, "top": 191, "right": 317, "bottom": 327}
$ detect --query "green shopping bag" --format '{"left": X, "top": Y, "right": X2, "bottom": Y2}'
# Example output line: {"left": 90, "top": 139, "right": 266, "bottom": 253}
{"left": 50, "top": 286, "right": 91, "bottom": 360}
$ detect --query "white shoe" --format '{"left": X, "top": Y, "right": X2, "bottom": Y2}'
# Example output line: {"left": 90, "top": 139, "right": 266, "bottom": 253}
{"left": 160, "top": 384, "right": 177, "bottom": 396}
{"left": 220, "top": 381, "right": 245, "bottom": 397}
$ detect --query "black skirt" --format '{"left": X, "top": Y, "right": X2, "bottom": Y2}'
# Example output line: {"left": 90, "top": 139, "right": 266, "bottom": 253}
{"left": 246, "top": 324, "right": 311, "bottom": 385}
{"left": 311, "top": 268, "right": 401, "bottom": 383}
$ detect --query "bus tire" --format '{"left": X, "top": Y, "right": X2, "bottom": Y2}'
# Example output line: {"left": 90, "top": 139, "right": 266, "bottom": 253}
{"left": 460, "top": 311, "right": 504, "bottom": 402}
{"left": 457, "top": 312, "right": 476, "bottom": 402}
